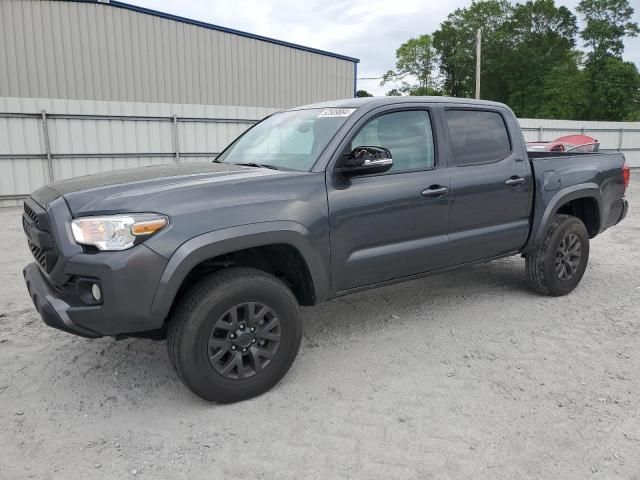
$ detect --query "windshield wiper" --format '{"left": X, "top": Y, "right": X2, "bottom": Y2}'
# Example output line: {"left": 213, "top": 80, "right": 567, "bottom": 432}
{"left": 234, "top": 162, "right": 280, "bottom": 170}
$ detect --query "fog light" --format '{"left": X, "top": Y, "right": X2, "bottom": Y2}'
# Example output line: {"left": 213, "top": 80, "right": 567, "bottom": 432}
{"left": 91, "top": 283, "right": 102, "bottom": 302}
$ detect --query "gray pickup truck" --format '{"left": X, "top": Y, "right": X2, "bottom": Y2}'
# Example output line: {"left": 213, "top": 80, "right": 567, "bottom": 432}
{"left": 22, "top": 97, "right": 629, "bottom": 403}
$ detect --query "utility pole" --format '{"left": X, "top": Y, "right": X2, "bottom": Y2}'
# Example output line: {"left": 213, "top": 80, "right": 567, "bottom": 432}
{"left": 475, "top": 28, "right": 481, "bottom": 99}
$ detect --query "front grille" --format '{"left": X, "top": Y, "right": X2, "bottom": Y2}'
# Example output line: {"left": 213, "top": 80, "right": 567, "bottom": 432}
{"left": 23, "top": 199, "right": 58, "bottom": 273}
{"left": 28, "top": 239, "right": 47, "bottom": 270}
{"left": 24, "top": 202, "right": 40, "bottom": 229}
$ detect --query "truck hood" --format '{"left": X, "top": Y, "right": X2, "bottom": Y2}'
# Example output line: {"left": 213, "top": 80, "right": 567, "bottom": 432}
{"left": 31, "top": 162, "right": 291, "bottom": 215}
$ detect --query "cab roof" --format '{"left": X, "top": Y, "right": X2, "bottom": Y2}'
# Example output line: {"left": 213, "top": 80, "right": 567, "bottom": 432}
{"left": 289, "top": 96, "right": 509, "bottom": 112}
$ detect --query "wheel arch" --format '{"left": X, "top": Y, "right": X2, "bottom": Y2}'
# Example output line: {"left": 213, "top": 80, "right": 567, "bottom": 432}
{"left": 524, "top": 183, "right": 603, "bottom": 252}
{"left": 150, "top": 222, "right": 331, "bottom": 320}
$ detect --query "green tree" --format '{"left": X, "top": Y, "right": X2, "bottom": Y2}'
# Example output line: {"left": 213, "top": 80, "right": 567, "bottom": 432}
{"left": 381, "top": 34, "right": 438, "bottom": 95}
{"left": 535, "top": 54, "right": 589, "bottom": 119}
{"left": 432, "top": 0, "right": 511, "bottom": 100}
{"left": 502, "top": 0, "right": 583, "bottom": 118}
{"left": 581, "top": 57, "right": 640, "bottom": 120}
{"left": 577, "top": 0, "right": 640, "bottom": 120}
{"left": 626, "top": 109, "right": 640, "bottom": 121}
{"left": 385, "top": 0, "right": 640, "bottom": 119}
{"left": 385, "top": 88, "right": 403, "bottom": 96}
{"left": 431, "top": 0, "right": 587, "bottom": 118}
{"left": 576, "top": 0, "right": 639, "bottom": 58}
{"left": 355, "top": 90, "right": 374, "bottom": 97}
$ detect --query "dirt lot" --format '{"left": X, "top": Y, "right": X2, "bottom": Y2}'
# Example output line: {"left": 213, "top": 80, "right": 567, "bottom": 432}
{"left": 1, "top": 179, "right": 638, "bottom": 480}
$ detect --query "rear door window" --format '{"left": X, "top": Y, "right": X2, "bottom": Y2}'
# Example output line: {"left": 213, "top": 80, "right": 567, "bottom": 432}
{"left": 446, "top": 110, "right": 511, "bottom": 165}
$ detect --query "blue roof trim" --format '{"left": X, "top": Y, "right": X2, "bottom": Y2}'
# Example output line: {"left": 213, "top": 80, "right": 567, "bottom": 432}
{"left": 71, "top": 0, "right": 359, "bottom": 64}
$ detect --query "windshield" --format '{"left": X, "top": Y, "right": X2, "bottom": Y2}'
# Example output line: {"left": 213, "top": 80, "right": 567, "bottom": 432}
{"left": 217, "top": 108, "right": 356, "bottom": 171}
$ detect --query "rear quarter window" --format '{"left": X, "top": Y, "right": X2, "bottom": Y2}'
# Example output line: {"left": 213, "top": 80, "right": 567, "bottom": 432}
{"left": 446, "top": 110, "right": 511, "bottom": 166}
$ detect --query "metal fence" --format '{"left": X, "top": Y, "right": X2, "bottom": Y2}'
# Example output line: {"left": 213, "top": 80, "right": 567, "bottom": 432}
{"left": 0, "top": 110, "right": 258, "bottom": 189}
{"left": 518, "top": 117, "right": 640, "bottom": 167}
{"left": 1, "top": 100, "right": 638, "bottom": 207}
{"left": 0, "top": 97, "right": 277, "bottom": 206}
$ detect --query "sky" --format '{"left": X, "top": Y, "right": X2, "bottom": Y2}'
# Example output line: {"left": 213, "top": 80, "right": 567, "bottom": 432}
{"left": 125, "top": 0, "right": 640, "bottom": 96}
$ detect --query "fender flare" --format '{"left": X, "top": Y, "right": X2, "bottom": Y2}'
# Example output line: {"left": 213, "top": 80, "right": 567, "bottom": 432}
{"left": 150, "top": 221, "right": 331, "bottom": 319}
{"left": 523, "top": 183, "right": 603, "bottom": 252}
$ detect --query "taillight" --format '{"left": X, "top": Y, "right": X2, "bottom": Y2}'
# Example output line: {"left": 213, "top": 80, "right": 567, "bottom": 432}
{"left": 623, "top": 162, "right": 630, "bottom": 191}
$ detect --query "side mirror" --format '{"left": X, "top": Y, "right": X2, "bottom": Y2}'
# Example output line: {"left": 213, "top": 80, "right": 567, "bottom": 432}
{"left": 336, "top": 146, "right": 393, "bottom": 176}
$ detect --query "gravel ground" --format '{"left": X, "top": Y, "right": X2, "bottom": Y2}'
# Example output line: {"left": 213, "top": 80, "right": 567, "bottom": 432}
{"left": 0, "top": 179, "right": 638, "bottom": 480}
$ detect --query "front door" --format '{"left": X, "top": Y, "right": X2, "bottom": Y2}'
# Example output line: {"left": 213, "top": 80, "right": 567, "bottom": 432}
{"left": 327, "top": 108, "right": 451, "bottom": 292}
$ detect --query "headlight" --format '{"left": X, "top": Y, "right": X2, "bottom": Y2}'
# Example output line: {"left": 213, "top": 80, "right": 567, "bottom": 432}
{"left": 71, "top": 214, "right": 168, "bottom": 251}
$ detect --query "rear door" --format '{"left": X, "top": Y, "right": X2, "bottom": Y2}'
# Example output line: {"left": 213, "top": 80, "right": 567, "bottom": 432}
{"left": 444, "top": 107, "right": 532, "bottom": 264}
{"left": 326, "top": 105, "right": 451, "bottom": 292}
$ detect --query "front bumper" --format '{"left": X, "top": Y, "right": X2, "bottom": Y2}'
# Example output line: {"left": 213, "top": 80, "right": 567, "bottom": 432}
{"left": 22, "top": 193, "right": 170, "bottom": 338}
{"left": 23, "top": 242, "right": 169, "bottom": 337}
{"left": 24, "top": 262, "right": 101, "bottom": 338}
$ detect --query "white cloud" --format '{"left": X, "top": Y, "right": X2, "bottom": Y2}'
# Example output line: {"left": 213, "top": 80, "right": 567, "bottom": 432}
{"left": 127, "top": 0, "right": 639, "bottom": 96}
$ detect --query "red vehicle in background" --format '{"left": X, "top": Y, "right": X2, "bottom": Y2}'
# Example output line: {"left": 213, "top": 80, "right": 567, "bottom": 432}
{"left": 527, "top": 134, "right": 600, "bottom": 153}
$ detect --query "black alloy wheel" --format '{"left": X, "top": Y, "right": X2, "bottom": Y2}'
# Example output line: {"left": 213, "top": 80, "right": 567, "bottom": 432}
{"left": 208, "top": 302, "right": 281, "bottom": 380}
{"left": 554, "top": 232, "right": 582, "bottom": 281}
{"left": 525, "top": 214, "right": 590, "bottom": 296}
{"left": 167, "top": 267, "right": 303, "bottom": 403}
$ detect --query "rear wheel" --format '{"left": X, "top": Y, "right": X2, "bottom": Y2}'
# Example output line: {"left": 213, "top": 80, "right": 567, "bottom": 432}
{"left": 525, "top": 214, "right": 590, "bottom": 296}
{"left": 167, "top": 267, "right": 302, "bottom": 403}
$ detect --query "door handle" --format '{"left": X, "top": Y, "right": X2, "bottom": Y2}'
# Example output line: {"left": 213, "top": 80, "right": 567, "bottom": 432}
{"left": 421, "top": 185, "right": 449, "bottom": 198}
{"left": 505, "top": 176, "right": 525, "bottom": 186}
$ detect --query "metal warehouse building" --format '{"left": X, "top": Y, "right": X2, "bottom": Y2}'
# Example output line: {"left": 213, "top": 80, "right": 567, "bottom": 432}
{"left": 0, "top": 0, "right": 359, "bottom": 205}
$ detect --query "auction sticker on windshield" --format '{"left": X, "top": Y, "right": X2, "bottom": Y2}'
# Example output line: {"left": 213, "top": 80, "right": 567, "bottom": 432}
{"left": 318, "top": 108, "right": 356, "bottom": 118}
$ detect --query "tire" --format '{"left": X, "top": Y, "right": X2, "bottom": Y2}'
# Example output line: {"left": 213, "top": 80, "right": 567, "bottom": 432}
{"left": 525, "top": 214, "right": 590, "bottom": 296}
{"left": 167, "top": 267, "right": 302, "bottom": 403}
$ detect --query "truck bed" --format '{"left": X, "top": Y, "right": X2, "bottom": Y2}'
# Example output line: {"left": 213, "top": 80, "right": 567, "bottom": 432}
{"left": 525, "top": 151, "right": 627, "bottom": 250}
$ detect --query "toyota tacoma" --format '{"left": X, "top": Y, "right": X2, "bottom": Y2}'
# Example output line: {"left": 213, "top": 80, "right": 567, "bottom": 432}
{"left": 22, "top": 97, "right": 630, "bottom": 403}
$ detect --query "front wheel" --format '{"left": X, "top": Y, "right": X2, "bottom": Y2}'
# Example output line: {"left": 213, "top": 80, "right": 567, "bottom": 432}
{"left": 167, "top": 267, "right": 302, "bottom": 403}
{"left": 525, "top": 214, "right": 590, "bottom": 296}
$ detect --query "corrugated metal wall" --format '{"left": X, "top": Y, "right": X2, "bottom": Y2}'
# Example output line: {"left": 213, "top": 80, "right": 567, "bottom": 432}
{"left": 0, "top": 97, "right": 278, "bottom": 206}
{"left": 0, "top": 0, "right": 356, "bottom": 108}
